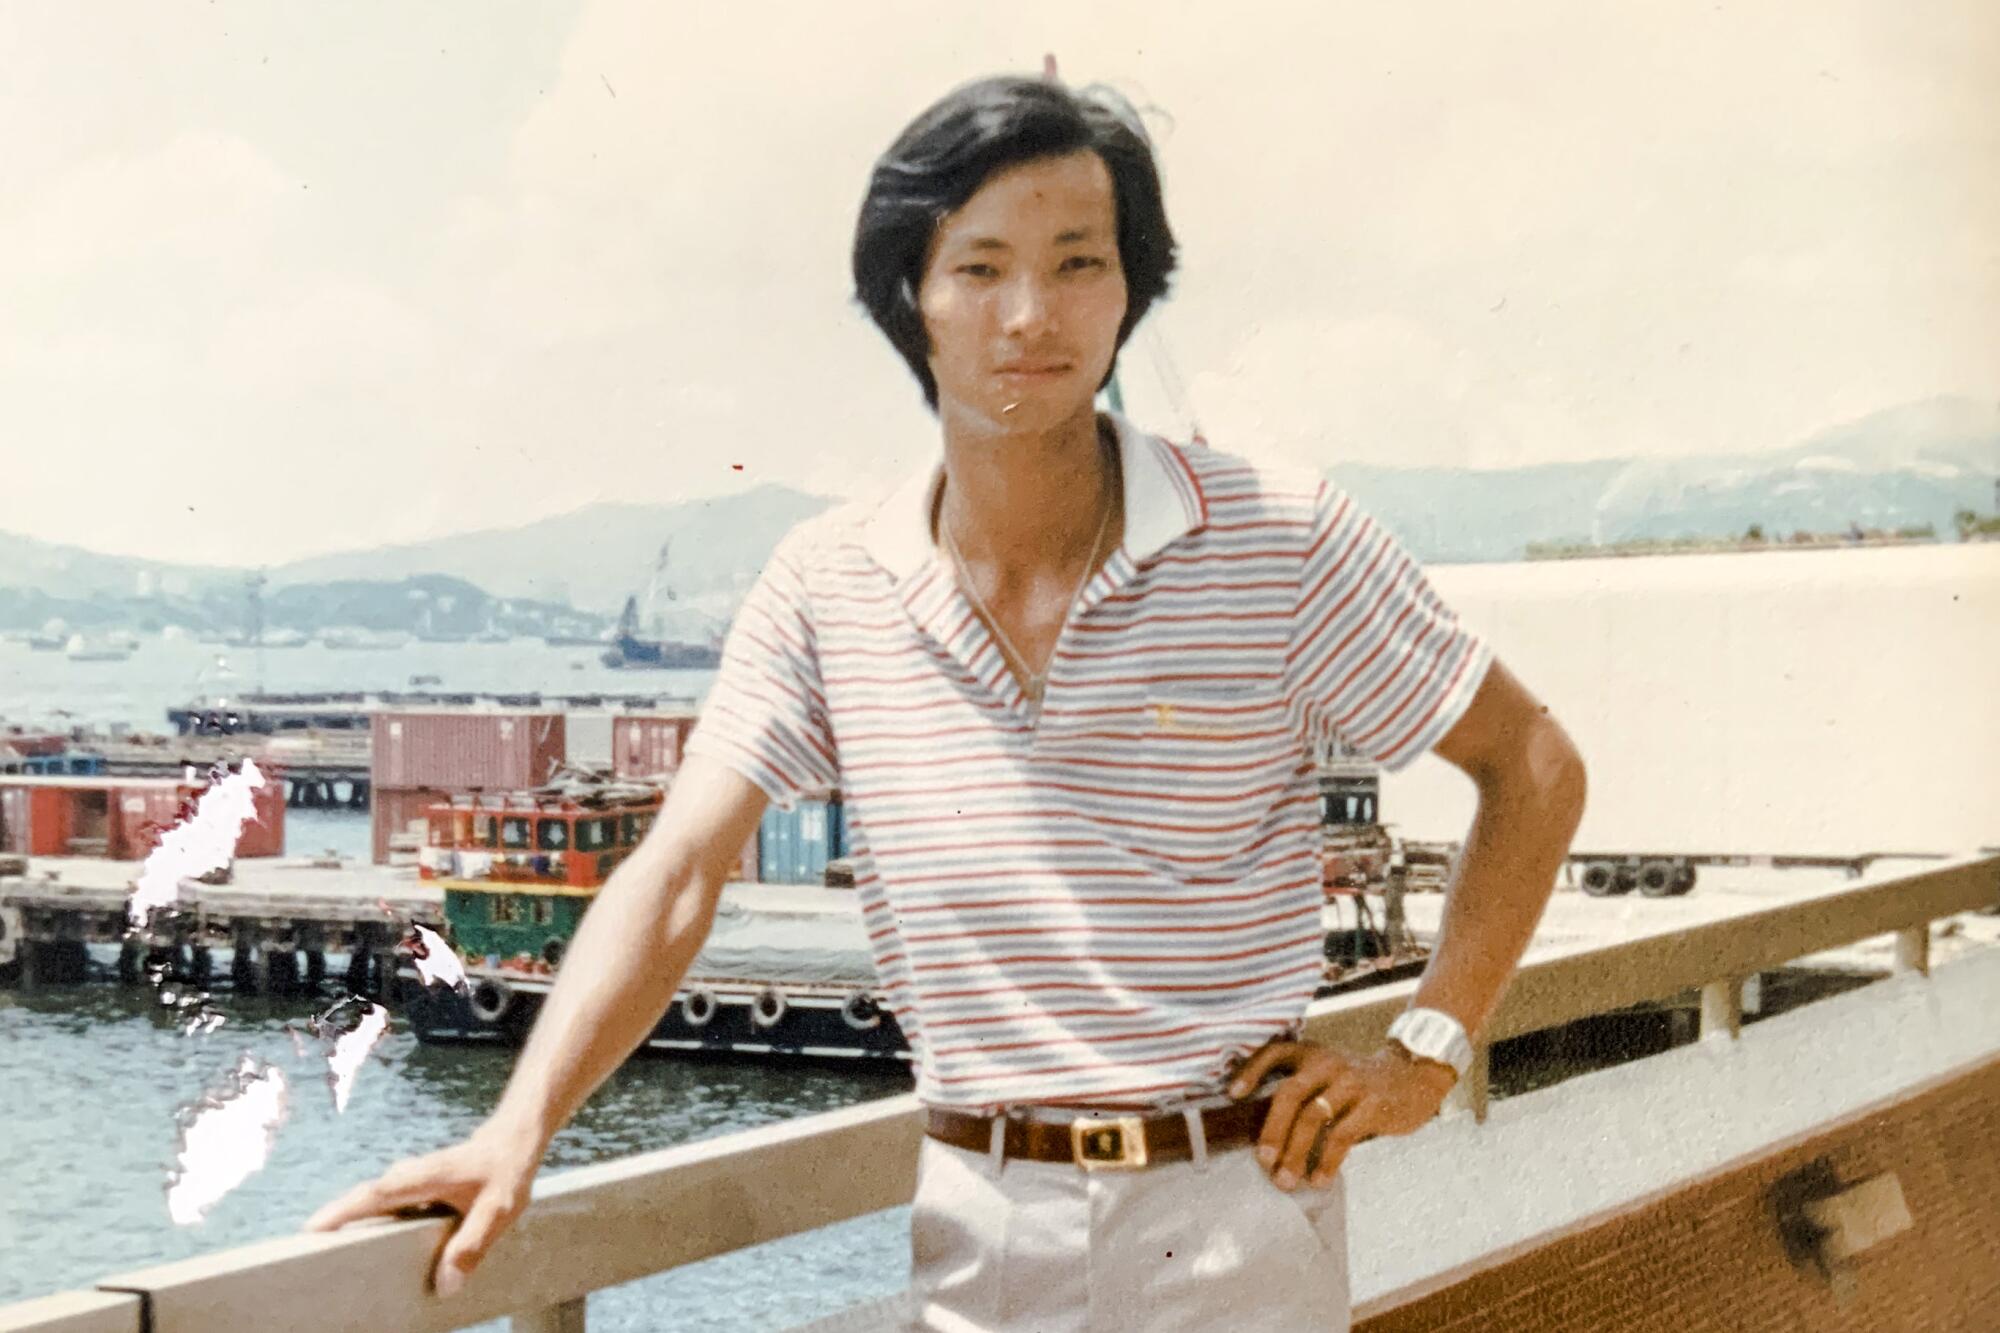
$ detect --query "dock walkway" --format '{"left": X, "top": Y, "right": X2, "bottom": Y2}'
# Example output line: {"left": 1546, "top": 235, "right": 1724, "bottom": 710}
{"left": 0, "top": 857, "right": 865, "bottom": 997}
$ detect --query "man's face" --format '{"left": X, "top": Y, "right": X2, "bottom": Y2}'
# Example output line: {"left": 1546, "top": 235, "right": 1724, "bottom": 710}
{"left": 916, "top": 150, "right": 1129, "bottom": 432}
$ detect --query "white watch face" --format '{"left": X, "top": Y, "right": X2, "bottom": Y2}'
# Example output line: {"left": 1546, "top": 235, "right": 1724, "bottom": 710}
{"left": 1389, "top": 1009, "right": 1472, "bottom": 1076}
{"left": 1394, "top": 1033, "right": 1448, "bottom": 1065}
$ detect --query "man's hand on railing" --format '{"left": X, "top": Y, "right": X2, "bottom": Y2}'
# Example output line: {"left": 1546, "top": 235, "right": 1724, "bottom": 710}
{"left": 1228, "top": 1038, "right": 1457, "bottom": 1192}
{"left": 302, "top": 1115, "right": 544, "bottom": 1298}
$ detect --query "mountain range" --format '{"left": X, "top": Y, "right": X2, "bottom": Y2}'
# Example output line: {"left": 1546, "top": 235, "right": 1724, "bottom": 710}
{"left": 1329, "top": 396, "right": 1999, "bottom": 561}
{"left": 2, "top": 396, "right": 1994, "bottom": 635}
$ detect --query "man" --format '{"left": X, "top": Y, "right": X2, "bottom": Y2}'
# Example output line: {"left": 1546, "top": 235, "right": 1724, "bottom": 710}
{"left": 307, "top": 73, "right": 1586, "bottom": 1332}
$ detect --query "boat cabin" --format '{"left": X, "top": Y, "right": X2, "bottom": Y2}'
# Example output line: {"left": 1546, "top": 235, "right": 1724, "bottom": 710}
{"left": 420, "top": 779, "right": 664, "bottom": 969}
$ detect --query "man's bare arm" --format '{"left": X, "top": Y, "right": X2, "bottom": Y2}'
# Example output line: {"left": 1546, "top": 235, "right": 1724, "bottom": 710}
{"left": 304, "top": 753, "right": 771, "bottom": 1294}
{"left": 1234, "top": 657, "right": 1586, "bottom": 1189}
{"left": 1413, "top": 655, "right": 1587, "bottom": 1039}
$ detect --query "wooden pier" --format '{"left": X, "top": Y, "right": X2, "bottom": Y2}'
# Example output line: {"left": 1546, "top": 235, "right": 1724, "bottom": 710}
{"left": 0, "top": 854, "right": 440, "bottom": 999}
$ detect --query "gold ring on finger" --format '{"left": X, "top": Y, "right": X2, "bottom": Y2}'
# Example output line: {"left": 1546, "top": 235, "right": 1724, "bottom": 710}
{"left": 1311, "top": 1093, "right": 1335, "bottom": 1119}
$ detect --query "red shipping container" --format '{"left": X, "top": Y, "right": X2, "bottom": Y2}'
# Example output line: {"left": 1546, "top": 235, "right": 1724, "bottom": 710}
{"left": 112, "top": 785, "right": 185, "bottom": 861}
{"left": 0, "top": 784, "right": 70, "bottom": 854}
{"left": 0, "top": 785, "right": 28, "bottom": 854}
{"left": 371, "top": 711, "right": 567, "bottom": 791}
{"left": 0, "top": 774, "right": 284, "bottom": 860}
{"left": 130, "top": 778, "right": 286, "bottom": 861}
{"left": 373, "top": 786, "right": 453, "bottom": 865}
{"left": 0, "top": 782, "right": 79, "bottom": 855}
{"left": 612, "top": 713, "right": 698, "bottom": 780}
{"left": 229, "top": 772, "right": 288, "bottom": 859}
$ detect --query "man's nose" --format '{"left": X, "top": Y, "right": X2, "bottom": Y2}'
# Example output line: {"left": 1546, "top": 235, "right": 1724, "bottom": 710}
{"left": 1000, "top": 274, "right": 1058, "bottom": 335}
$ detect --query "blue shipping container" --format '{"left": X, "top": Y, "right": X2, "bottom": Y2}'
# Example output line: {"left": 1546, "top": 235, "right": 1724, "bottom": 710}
{"left": 24, "top": 753, "right": 105, "bottom": 776}
{"left": 757, "top": 796, "right": 847, "bottom": 885}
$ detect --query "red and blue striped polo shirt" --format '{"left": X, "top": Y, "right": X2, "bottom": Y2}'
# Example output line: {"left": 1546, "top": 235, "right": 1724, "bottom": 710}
{"left": 684, "top": 410, "right": 1492, "bottom": 1111}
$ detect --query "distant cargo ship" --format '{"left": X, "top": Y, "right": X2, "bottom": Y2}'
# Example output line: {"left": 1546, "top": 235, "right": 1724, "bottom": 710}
{"left": 600, "top": 596, "right": 721, "bottom": 670}
{"left": 319, "top": 628, "right": 411, "bottom": 650}
{"left": 598, "top": 539, "right": 723, "bottom": 670}
{"left": 64, "top": 634, "right": 131, "bottom": 663}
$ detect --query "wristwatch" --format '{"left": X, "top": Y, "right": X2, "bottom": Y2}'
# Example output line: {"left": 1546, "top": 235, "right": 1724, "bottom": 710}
{"left": 1385, "top": 1007, "right": 1474, "bottom": 1081}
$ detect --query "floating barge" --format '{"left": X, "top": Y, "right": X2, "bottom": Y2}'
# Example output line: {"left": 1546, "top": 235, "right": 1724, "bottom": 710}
{"left": 404, "top": 908, "right": 912, "bottom": 1065}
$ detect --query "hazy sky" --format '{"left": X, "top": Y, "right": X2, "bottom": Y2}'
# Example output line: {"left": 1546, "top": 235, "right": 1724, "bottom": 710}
{"left": 3, "top": 1, "right": 1994, "bottom": 565}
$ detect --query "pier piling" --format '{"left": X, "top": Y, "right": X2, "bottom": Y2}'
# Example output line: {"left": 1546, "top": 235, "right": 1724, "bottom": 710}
{"left": 264, "top": 943, "right": 299, "bottom": 996}
{"left": 117, "top": 937, "right": 143, "bottom": 984}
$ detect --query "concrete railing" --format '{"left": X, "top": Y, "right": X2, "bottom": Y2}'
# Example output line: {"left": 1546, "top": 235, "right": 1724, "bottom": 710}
{"left": 3, "top": 852, "right": 1994, "bottom": 1333}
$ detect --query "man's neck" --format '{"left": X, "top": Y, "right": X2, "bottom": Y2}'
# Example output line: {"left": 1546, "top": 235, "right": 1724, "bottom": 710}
{"left": 934, "top": 403, "right": 1117, "bottom": 574}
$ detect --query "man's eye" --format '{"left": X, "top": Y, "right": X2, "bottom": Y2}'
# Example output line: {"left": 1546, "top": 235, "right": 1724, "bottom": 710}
{"left": 1063, "top": 256, "right": 1107, "bottom": 271}
{"left": 958, "top": 264, "right": 998, "bottom": 278}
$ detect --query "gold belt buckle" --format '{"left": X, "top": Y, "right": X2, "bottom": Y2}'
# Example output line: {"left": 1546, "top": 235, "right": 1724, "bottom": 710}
{"left": 1071, "top": 1114, "right": 1149, "bottom": 1171}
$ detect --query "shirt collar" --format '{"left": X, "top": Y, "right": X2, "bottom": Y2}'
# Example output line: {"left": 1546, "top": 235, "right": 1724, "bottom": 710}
{"left": 859, "top": 409, "right": 1208, "bottom": 584}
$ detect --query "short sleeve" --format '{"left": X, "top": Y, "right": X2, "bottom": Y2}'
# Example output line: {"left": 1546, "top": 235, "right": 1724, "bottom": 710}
{"left": 683, "top": 535, "right": 840, "bottom": 805}
{"left": 1284, "top": 482, "right": 1492, "bottom": 772}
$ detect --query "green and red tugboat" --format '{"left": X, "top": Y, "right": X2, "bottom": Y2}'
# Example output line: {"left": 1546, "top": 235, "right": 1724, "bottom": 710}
{"left": 398, "top": 773, "right": 908, "bottom": 1065}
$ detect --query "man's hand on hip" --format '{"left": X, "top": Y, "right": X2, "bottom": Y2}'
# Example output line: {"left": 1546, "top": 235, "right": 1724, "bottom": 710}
{"left": 1226, "top": 1039, "right": 1456, "bottom": 1190}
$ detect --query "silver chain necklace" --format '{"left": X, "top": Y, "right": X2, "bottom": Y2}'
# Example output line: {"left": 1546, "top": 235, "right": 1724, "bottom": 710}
{"left": 939, "top": 447, "right": 1117, "bottom": 710}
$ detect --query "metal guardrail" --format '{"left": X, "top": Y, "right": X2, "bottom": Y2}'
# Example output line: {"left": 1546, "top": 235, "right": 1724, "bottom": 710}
{"left": 2, "top": 852, "right": 1994, "bottom": 1333}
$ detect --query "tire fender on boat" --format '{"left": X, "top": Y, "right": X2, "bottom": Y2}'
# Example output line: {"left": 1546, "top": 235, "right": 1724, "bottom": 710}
{"left": 0, "top": 904, "right": 20, "bottom": 966}
{"left": 681, "top": 987, "right": 719, "bottom": 1028}
{"left": 468, "top": 978, "right": 513, "bottom": 1025}
{"left": 840, "top": 989, "right": 882, "bottom": 1031}
{"left": 750, "top": 986, "right": 788, "bottom": 1030}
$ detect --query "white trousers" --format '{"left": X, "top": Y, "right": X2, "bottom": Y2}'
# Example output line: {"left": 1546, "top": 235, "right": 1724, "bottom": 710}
{"left": 905, "top": 1130, "right": 1351, "bottom": 1332}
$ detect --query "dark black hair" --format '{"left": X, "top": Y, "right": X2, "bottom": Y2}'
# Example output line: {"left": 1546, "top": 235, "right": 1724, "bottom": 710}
{"left": 852, "top": 74, "right": 1178, "bottom": 411}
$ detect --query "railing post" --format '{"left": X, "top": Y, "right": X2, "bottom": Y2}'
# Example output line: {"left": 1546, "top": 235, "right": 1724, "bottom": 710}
{"left": 1700, "top": 975, "right": 1746, "bottom": 1041}
{"left": 1892, "top": 925, "right": 1930, "bottom": 977}
{"left": 1442, "top": 1044, "right": 1490, "bottom": 1123}
{"left": 512, "top": 1298, "right": 586, "bottom": 1333}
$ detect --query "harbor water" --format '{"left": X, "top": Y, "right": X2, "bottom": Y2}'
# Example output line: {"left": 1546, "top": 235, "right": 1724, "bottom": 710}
{"left": 0, "top": 936, "right": 918, "bottom": 1329}
{"left": 0, "top": 634, "right": 717, "bottom": 737}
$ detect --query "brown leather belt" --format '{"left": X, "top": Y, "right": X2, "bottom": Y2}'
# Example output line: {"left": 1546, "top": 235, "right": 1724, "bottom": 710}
{"left": 925, "top": 1097, "right": 1273, "bottom": 1170}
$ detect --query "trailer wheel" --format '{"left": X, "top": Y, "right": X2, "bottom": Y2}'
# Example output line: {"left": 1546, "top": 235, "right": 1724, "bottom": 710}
{"left": 1638, "top": 860, "right": 1678, "bottom": 897}
{"left": 1580, "top": 862, "right": 1621, "bottom": 897}
{"left": 468, "top": 979, "right": 513, "bottom": 1025}
{"left": 1669, "top": 862, "right": 1698, "bottom": 896}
